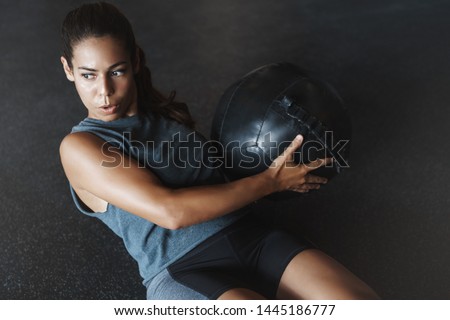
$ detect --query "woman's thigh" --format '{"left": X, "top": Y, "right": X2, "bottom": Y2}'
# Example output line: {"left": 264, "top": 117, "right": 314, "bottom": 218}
{"left": 146, "top": 269, "right": 208, "bottom": 300}
{"left": 277, "top": 249, "right": 379, "bottom": 299}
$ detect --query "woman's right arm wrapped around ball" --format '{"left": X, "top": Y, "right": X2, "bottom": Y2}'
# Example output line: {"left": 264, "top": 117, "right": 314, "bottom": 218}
{"left": 60, "top": 132, "right": 329, "bottom": 230}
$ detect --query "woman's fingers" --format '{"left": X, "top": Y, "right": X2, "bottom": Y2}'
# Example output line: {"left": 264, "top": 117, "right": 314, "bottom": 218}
{"left": 289, "top": 183, "right": 322, "bottom": 192}
{"left": 304, "top": 174, "right": 328, "bottom": 184}
{"left": 273, "top": 136, "right": 334, "bottom": 172}
{"left": 274, "top": 135, "right": 303, "bottom": 165}
{"left": 268, "top": 136, "right": 335, "bottom": 193}
{"left": 304, "top": 157, "right": 333, "bottom": 172}
{"left": 289, "top": 175, "right": 328, "bottom": 192}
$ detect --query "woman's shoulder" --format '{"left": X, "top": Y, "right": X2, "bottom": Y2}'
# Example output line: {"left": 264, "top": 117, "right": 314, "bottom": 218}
{"left": 61, "top": 130, "right": 97, "bottom": 143}
{"left": 59, "top": 131, "right": 105, "bottom": 161}
{"left": 59, "top": 130, "right": 126, "bottom": 189}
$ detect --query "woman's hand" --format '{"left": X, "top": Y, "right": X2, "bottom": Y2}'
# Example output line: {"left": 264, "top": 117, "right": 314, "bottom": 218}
{"left": 263, "top": 135, "right": 332, "bottom": 193}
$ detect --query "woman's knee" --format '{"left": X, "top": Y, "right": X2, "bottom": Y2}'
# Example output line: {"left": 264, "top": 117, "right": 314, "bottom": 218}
{"left": 217, "top": 288, "right": 266, "bottom": 300}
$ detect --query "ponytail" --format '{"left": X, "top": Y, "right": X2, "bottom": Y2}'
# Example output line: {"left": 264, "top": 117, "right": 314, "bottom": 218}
{"left": 134, "top": 46, "right": 196, "bottom": 129}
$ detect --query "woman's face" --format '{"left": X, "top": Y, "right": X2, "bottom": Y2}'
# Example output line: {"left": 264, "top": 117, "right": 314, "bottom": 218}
{"left": 61, "top": 35, "right": 138, "bottom": 121}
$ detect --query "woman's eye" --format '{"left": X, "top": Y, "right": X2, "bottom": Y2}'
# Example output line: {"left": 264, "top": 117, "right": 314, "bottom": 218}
{"left": 81, "top": 73, "right": 95, "bottom": 80}
{"left": 111, "top": 69, "right": 125, "bottom": 77}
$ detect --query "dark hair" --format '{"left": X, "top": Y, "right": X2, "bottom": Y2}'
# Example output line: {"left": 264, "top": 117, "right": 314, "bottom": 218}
{"left": 61, "top": 2, "right": 195, "bottom": 128}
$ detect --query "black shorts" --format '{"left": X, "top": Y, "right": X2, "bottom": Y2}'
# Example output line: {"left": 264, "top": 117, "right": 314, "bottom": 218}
{"left": 166, "top": 215, "right": 314, "bottom": 299}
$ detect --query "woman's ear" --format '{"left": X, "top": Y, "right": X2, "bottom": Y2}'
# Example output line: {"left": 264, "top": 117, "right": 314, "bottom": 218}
{"left": 60, "top": 56, "right": 75, "bottom": 82}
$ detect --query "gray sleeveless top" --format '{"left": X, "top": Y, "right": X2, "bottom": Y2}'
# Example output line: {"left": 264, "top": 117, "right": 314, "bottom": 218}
{"left": 69, "top": 111, "right": 247, "bottom": 286}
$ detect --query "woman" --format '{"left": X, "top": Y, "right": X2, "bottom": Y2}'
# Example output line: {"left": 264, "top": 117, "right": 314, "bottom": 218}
{"left": 59, "top": 2, "right": 378, "bottom": 300}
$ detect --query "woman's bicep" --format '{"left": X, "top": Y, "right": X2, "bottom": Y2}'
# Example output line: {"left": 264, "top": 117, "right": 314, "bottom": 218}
{"left": 59, "top": 132, "right": 176, "bottom": 228}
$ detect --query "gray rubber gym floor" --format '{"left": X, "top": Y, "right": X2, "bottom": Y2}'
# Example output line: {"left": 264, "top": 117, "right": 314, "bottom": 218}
{"left": 1, "top": 0, "right": 449, "bottom": 299}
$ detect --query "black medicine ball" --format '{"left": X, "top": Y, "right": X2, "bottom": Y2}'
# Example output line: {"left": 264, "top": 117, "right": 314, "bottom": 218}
{"left": 210, "top": 62, "right": 352, "bottom": 182}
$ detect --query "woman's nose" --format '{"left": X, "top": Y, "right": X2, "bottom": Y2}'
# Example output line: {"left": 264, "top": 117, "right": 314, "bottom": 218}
{"left": 99, "top": 75, "right": 114, "bottom": 99}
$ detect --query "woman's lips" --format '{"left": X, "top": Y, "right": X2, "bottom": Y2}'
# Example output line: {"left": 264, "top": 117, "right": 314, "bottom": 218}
{"left": 99, "top": 104, "right": 118, "bottom": 115}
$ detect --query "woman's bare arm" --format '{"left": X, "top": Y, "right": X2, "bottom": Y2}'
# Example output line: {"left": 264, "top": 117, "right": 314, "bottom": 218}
{"left": 60, "top": 132, "right": 329, "bottom": 229}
